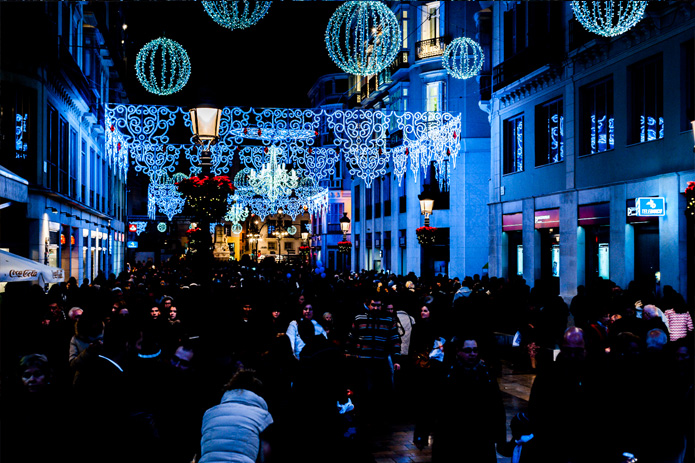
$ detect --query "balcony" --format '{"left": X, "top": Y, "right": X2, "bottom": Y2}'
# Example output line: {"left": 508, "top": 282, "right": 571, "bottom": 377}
{"left": 416, "top": 37, "right": 447, "bottom": 60}
{"left": 389, "top": 50, "right": 410, "bottom": 73}
{"left": 492, "top": 44, "right": 563, "bottom": 91}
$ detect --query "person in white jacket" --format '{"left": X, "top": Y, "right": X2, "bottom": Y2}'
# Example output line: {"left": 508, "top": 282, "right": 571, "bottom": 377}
{"left": 286, "top": 302, "right": 327, "bottom": 359}
{"left": 198, "top": 369, "right": 274, "bottom": 463}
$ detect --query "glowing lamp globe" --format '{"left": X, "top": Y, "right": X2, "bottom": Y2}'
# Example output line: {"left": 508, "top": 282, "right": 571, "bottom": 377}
{"left": 201, "top": 1, "right": 271, "bottom": 30}
{"left": 571, "top": 1, "right": 648, "bottom": 38}
{"left": 135, "top": 37, "right": 191, "bottom": 96}
{"left": 443, "top": 37, "right": 484, "bottom": 80}
{"left": 325, "top": 1, "right": 401, "bottom": 76}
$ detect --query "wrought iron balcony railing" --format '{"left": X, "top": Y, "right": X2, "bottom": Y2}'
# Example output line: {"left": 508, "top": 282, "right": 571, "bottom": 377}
{"left": 416, "top": 37, "right": 447, "bottom": 60}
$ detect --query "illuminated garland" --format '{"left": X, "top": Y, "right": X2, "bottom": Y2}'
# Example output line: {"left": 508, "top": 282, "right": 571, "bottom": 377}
{"left": 442, "top": 37, "right": 484, "bottom": 80}
{"left": 201, "top": 1, "right": 271, "bottom": 30}
{"left": 571, "top": 1, "right": 648, "bottom": 37}
{"left": 131, "top": 221, "right": 148, "bottom": 236}
{"left": 106, "top": 103, "right": 462, "bottom": 196}
{"left": 135, "top": 37, "right": 191, "bottom": 95}
{"left": 325, "top": 1, "right": 401, "bottom": 76}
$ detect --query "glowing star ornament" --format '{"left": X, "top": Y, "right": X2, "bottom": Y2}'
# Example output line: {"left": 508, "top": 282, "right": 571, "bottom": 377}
{"left": 325, "top": 1, "right": 401, "bottom": 76}
{"left": 201, "top": 1, "right": 271, "bottom": 30}
{"left": 571, "top": 1, "right": 648, "bottom": 37}
{"left": 135, "top": 37, "right": 191, "bottom": 96}
{"left": 443, "top": 37, "right": 484, "bottom": 80}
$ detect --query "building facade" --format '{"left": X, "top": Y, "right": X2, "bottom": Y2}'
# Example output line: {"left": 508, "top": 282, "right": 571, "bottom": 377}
{"left": 486, "top": 1, "right": 695, "bottom": 302}
{"left": 347, "top": 1, "right": 492, "bottom": 279}
{"left": 0, "top": 3, "right": 129, "bottom": 282}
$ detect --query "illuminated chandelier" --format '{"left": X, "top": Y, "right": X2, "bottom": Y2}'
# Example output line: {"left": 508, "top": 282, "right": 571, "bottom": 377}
{"left": 135, "top": 37, "right": 191, "bottom": 96}
{"left": 325, "top": 1, "right": 401, "bottom": 76}
{"left": 248, "top": 146, "right": 299, "bottom": 203}
{"left": 201, "top": 1, "right": 271, "bottom": 30}
{"left": 443, "top": 37, "right": 484, "bottom": 80}
{"left": 148, "top": 173, "right": 185, "bottom": 221}
{"left": 571, "top": 1, "right": 648, "bottom": 37}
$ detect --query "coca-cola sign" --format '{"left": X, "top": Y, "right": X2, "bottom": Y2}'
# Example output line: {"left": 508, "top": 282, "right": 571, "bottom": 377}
{"left": 8, "top": 269, "right": 38, "bottom": 278}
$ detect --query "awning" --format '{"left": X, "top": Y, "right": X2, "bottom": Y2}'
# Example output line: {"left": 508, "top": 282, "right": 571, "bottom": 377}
{"left": 0, "top": 249, "right": 64, "bottom": 284}
{"left": 0, "top": 165, "right": 29, "bottom": 203}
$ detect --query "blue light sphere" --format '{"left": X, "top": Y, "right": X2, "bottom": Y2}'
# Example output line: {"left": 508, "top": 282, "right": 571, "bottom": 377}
{"left": 442, "top": 37, "right": 484, "bottom": 80}
{"left": 135, "top": 37, "right": 191, "bottom": 96}
{"left": 201, "top": 1, "right": 271, "bottom": 30}
{"left": 571, "top": 1, "right": 647, "bottom": 38}
{"left": 325, "top": 1, "right": 401, "bottom": 76}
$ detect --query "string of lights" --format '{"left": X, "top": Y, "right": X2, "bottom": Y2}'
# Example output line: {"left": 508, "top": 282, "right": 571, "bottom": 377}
{"left": 201, "top": 1, "right": 271, "bottom": 30}
{"left": 135, "top": 37, "right": 191, "bottom": 95}
{"left": 571, "top": 1, "right": 648, "bottom": 38}
{"left": 325, "top": 1, "right": 402, "bottom": 76}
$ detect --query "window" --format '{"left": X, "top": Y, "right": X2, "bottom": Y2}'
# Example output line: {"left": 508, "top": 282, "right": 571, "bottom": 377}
{"left": 503, "top": 114, "right": 524, "bottom": 174}
{"left": 504, "top": 3, "right": 527, "bottom": 59}
{"left": 81, "top": 139, "right": 87, "bottom": 202}
{"left": 398, "top": 171, "right": 407, "bottom": 213}
{"left": 47, "top": 106, "right": 59, "bottom": 191}
{"left": 366, "top": 185, "right": 373, "bottom": 219}
{"left": 374, "top": 178, "right": 382, "bottom": 218}
{"left": 383, "top": 174, "right": 391, "bottom": 217}
{"left": 267, "top": 221, "right": 276, "bottom": 237}
{"left": 579, "top": 77, "right": 614, "bottom": 155}
{"left": 536, "top": 98, "right": 564, "bottom": 166}
{"left": 682, "top": 40, "right": 694, "bottom": 132}
{"left": 426, "top": 81, "right": 443, "bottom": 113}
{"left": 355, "top": 185, "right": 360, "bottom": 222}
{"left": 401, "top": 10, "right": 408, "bottom": 49}
{"left": 421, "top": 2, "right": 440, "bottom": 41}
{"left": 424, "top": 163, "right": 450, "bottom": 209}
{"left": 59, "top": 118, "right": 69, "bottom": 195}
{"left": 69, "top": 128, "right": 78, "bottom": 198}
{"left": 628, "top": 55, "right": 663, "bottom": 144}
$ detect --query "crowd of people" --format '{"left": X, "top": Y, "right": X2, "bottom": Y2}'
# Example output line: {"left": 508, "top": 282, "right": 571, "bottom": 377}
{"left": 0, "top": 258, "right": 692, "bottom": 463}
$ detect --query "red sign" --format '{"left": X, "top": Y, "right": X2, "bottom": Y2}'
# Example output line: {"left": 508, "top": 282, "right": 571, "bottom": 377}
{"left": 128, "top": 223, "right": 137, "bottom": 233}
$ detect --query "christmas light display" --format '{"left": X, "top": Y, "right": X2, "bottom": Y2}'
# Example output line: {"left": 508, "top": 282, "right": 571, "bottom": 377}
{"left": 131, "top": 221, "right": 148, "bottom": 236}
{"left": 442, "top": 37, "right": 484, "bottom": 80}
{"left": 248, "top": 146, "right": 299, "bottom": 203}
{"left": 201, "top": 1, "right": 271, "bottom": 30}
{"left": 325, "top": 1, "right": 401, "bottom": 76}
{"left": 106, "top": 103, "right": 462, "bottom": 218}
{"left": 148, "top": 174, "right": 185, "bottom": 221}
{"left": 571, "top": 1, "right": 648, "bottom": 38}
{"left": 136, "top": 37, "right": 191, "bottom": 96}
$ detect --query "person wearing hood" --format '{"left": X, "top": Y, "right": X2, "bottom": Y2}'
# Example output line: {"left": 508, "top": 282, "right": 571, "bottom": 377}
{"left": 199, "top": 369, "right": 274, "bottom": 463}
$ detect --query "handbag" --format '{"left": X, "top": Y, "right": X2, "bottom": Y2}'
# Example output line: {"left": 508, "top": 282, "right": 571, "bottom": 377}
{"left": 413, "top": 351, "right": 431, "bottom": 369}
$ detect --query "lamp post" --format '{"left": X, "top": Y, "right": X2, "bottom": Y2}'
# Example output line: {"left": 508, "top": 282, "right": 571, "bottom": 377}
{"left": 301, "top": 231, "right": 309, "bottom": 265}
{"left": 189, "top": 106, "right": 221, "bottom": 176}
{"left": 339, "top": 212, "right": 351, "bottom": 272}
{"left": 272, "top": 209, "right": 289, "bottom": 261}
{"left": 418, "top": 189, "right": 434, "bottom": 227}
{"left": 340, "top": 212, "right": 351, "bottom": 241}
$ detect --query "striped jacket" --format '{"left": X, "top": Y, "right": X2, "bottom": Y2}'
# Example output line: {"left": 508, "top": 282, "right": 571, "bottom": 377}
{"left": 347, "top": 310, "right": 401, "bottom": 360}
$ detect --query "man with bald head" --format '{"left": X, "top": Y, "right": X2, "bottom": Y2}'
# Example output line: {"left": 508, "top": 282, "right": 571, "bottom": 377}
{"left": 525, "top": 326, "right": 596, "bottom": 463}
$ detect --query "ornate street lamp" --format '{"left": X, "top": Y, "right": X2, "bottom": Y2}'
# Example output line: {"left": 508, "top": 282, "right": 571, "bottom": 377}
{"left": 189, "top": 106, "right": 222, "bottom": 175}
{"left": 418, "top": 189, "right": 435, "bottom": 227}
{"left": 339, "top": 212, "right": 351, "bottom": 241}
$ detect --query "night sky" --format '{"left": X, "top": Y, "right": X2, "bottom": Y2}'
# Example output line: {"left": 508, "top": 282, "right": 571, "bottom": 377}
{"left": 121, "top": 1, "right": 342, "bottom": 109}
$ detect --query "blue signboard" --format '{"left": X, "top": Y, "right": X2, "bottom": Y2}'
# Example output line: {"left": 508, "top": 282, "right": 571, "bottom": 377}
{"left": 636, "top": 197, "right": 665, "bottom": 217}
{"left": 127, "top": 241, "right": 139, "bottom": 249}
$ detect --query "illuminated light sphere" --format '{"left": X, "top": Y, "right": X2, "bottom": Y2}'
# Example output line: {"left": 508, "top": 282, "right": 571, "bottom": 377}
{"left": 231, "top": 223, "right": 243, "bottom": 234}
{"left": 442, "top": 37, "right": 484, "bottom": 80}
{"left": 571, "top": 1, "right": 648, "bottom": 37}
{"left": 201, "top": 1, "right": 271, "bottom": 30}
{"left": 286, "top": 225, "right": 297, "bottom": 236}
{"left": 135, "top": 37, "right": 191, "bottom": 96}
{"left": 157, "top": 222, "right": 167, "bottom": 233}
{"left": 325, "top": 1, "right": 401, "bottom": 76}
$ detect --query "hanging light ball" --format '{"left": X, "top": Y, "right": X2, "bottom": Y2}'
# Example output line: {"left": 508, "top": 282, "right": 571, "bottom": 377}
{"left": 571, "top": 1, "right": 648, "bottom": 38}
{"left": 231, "top": 223, "right": 243, "bottom": 234}
{"left": 442, "top": 37, "right": 484, "bottom": 80}
{"left": 325, "top": 1, "right": 401, "bottom": 76}
{"left": 135, "top": 37, "right": 191, "bottom": 96}
{"left": 201, "top": 1, "right": 271, "bottom": 30}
